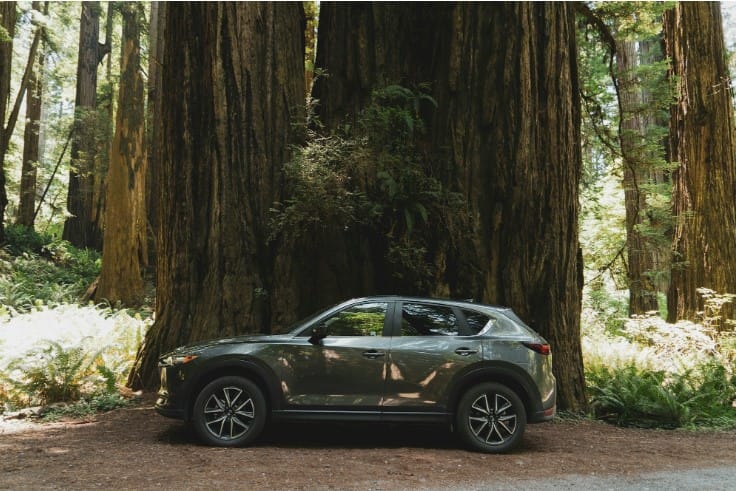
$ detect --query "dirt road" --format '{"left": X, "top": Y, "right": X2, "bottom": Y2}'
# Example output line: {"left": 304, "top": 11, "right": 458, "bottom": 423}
{"left": 1, "top": 398, "right": 735, "bottom": 490}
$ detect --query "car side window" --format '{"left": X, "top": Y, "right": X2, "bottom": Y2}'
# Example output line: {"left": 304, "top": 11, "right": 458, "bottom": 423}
{"left": 400, "top": 303, "right": 459, "bottom": 336}
{"left": 462, "top": 309, "right": 493, "bottom": 335}
{"left": 322, "top": 302, "right": 388, "bottom": 336}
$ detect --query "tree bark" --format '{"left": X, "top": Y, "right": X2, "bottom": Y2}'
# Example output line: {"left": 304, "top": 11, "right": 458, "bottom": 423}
{"left": 128, "top": 2, "right": 305, "bottom": 389}
{"left": 436, "top": 3, "right": 586, "bottom": 412}
{"left": 16, "top": 1, "right": 45, "bottom": 229}
{"left": 664, "top": 2, "right": 736, "bottom": 324}
{"left": 94, "top": 2, "right": 146, "bottom": 306}
{"left": 310, "top": 3, "right": 586, "bottom": 411}
{"left": 145, "top": 1, "right": 165, "bottom": 273}
{"left": 616, "top": 40, "right": 660, "bottom": 315}
{"left": 0, "top": 2, "right": 16, "bottom": 242}
{"left": 63, "top": 1, "right": 106, "bottom": 250}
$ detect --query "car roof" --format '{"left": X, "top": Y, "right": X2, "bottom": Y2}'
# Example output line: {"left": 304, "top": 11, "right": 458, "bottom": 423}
{"left": 349, "top": 295, "right": 513, "bottom": 314}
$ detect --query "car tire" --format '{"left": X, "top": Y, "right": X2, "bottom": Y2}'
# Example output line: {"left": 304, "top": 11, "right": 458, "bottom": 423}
{"left": 456, "top": 382, "right": 526, "bottom": 453}
{"left": 192, "top": 376, "right": 267, "bottom": 447}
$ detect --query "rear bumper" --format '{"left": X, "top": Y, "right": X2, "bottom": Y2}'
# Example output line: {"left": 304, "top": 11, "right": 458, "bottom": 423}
{"left": 528, "top": 403, "right": 556, "bottom": 423}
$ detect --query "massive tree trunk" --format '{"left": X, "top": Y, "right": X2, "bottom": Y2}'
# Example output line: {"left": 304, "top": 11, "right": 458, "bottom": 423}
{"left": 128, "top": 3, "right": 305, "bottom": 389}
{"left": 16, "top": 1, "right": 45, "bottom": 229}
{"left": 0, "top": 2, "right": 16, "bottom": 242}
{"left": 310, "top": 3, "right": 586, "bottom": 411}
{"left": 664, "top": 3, "right": 736, "bottom": 324}
{"left": 94, "top": 2, "right": 146, "bottom": 305}
{"left": 617, "top": 40, "right": 660, "bottom": 315}
{"left": 145, "top": 1, "right": 165, "bottom": 272}
{"left": 63, "top": 1, "right": 108, "bottom": 250}
{"left": 311, "top": 3, "right": 440, "bottom": 131}
{"left": 434, "top": 3, "right": 586, "bottom": 412}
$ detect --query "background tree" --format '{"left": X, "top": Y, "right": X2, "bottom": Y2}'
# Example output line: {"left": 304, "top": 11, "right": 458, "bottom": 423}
{"left": 94, "top": 2, "right": 146, "bottom": 305}
{"left": 145, "top": 1, "right": 164, "bottom": 271}
{"left": 129, "top": 2, "right": 305, "bottom": 389}
{"left": 664, "top": 2, "right": 736, "bottom": 323}
{"left": 1, "top": 2, "right": 42, "bottom": 240}
{"left": 576, "top": 3, "right": 673, "bottom": 319}
{"left": 16, "top": 1, "right": 48, "bottom": 229}
{"left": 0, "top": 2, "right": 17, "bottom": 242}
{"left": 62, "top": 1, "right": 109, "bottom": 250}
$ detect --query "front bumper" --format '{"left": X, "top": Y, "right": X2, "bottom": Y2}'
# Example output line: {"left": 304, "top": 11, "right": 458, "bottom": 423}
{"left": 154, "top": 363, "right": 188, "bottom": 420}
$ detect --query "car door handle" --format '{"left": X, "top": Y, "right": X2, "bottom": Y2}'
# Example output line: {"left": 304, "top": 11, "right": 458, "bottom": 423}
{"left": 455, "top": 348, "right": 478, "bottom": 356}
{"left": 362, "top": 350, "right": 385, "bottom": 359}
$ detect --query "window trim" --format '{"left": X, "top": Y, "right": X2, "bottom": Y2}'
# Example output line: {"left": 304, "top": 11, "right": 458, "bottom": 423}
{"left": 391, "top": 301, "right": 470, "bottom": 337}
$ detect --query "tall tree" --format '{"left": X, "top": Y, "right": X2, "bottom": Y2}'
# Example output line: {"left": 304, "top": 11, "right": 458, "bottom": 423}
{"left": 62, "top": 1, "right": 109, "bottom": 250}
{"left": 16, "top": 1, "right": 47, "bottom": 229}
{"left": 94, "top": 2, "right": 146, "bottom": 305}
{"left": 308, "top": 3, "right": 586, "bottom": 410}
{"left": 664, "top": 2, "right": 736, "bottom": 323}
{"left": 128, "top": 3, "right": 305, "bottom": 389}
{"left": 617, "top": 39, "right": 660, "bottom": 314}
{"left": 145, "top": 1, "right": 165, "bottom": 270}
{"left": 0, "top": 2, "right": 16, "bottom": 242}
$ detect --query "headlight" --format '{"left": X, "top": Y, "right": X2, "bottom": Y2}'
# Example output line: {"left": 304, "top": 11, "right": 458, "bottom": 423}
{"left": 160, "top": 354, "right": 198, "bottom": 366}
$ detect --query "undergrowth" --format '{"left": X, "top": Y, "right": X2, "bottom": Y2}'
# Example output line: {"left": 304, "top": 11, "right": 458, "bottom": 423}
{"left": 583, "top": 286, "right": 736, "bottom": 430}
{"left": 0, "top": 226, "right": 149, "bottom": 415}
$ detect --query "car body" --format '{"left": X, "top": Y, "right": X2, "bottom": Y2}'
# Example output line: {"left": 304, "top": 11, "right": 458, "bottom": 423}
{"left": 155, "top": 296, "right": 556, "bottom": 453}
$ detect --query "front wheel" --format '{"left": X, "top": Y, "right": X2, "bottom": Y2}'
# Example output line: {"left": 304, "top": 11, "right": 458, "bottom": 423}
{"left": 456, "top": 382, "right": 526, "bottom": 453}
{"left": 192, "top": 376, "right": 267, "bottom": 447}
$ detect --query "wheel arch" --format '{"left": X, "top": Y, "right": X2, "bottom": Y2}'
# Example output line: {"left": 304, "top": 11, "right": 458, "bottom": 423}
{"left": 447, "top": 362, "right": 542, "bottom": 420}
{"left": 183, "top": 357, "right": 281, "bottom": 421}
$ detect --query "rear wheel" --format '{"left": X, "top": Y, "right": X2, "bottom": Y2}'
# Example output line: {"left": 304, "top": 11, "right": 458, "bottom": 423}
{"left": 192, "top": 376, "right": 267, "bottom": 447}
{"left": 456, "top": 382, "right": 526, "bottom": 453}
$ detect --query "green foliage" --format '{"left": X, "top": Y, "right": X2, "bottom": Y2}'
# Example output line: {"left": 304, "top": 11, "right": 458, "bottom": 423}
{"left": 2, "top": 224, "right": 55, "bottom": 256}
{"left": 587, "top": 361, "right": 736, "bottom": 429}
{"left": 40, "top": 393, "right": 132, "bottom": 421}
{"left": 577, "top": 2, "right": 675, "bottom": 294}
{"left": 0, "top": 308, "right": 147, "bottom": 412}
{"left": 4, "top": 340, "right": 98, "bottom": 405}
{"left": 583, "top": 287, "right": 736, "bottom": 430}
{"left": 273, "top": 85, "right": 463, "bottom": 290}
{"left": 0, "top": 237, "right": 100, "bottom": 315}
{"left": 0, "top": 25, "right": 10, "bottom": 43}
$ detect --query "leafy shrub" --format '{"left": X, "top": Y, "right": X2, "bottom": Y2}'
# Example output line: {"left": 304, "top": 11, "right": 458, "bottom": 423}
{"left": 4, "top": 340, "right": 99, "bottom": 406}
{"left": 587, "top": 360, "right": 736, "bottom": 429}
{"left": 41, "top": 392, "right": 132, "bottom": 421}
{"left": 0, "top": 305, "right": 150, "bottom": 413}
{"left": 1, "top": 224, "right": 55, "bottom": 256}
{"left": 272, "top": 84, "right": 464, "bottom": 291}
{"left": 583, "top": 284, "right": 736, "bottom": 429}
{"left": 0, "top": 240, "right": 100, "bottom": 315}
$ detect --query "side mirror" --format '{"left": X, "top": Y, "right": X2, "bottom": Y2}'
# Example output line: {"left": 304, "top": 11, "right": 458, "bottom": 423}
{"left": 308, "top": 323, "right": 328, "bottom": 345}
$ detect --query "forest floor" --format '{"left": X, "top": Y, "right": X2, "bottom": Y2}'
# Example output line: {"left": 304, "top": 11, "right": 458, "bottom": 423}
{"left": 1, "top": 395, "right": 735, "bottom": 490}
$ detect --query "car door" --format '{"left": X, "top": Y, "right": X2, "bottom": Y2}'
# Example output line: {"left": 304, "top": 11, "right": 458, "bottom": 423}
{"left": 279, "top": 301, "right": 391, "bottom": 408}
{"left": 383, "top": 301, "right": 484, "bottom": 410}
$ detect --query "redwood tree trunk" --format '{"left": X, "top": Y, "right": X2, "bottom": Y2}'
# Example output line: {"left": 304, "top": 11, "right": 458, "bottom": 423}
{"left": 145, "top": 2, "right": 163, "bottom": 272}
{"left": 128, "top": 3, "right": 305, "bottom": 389}
{"left": 16, "top": 1, "right": 44, "bottom": 229}
{"left": 310, "top": 3, "right": 586, "bottom": 411}
{"left": 617, "top": 40, "right": 660, "bottom": 315}
{"left": 434, "top": 3, "right": 586, "bottom": 411}
{"left": 63, "top": 1, "right": 105, "bottom": 250}
{"left": 0, "top": 2, "right": 16, "bottom": 242}
{"left": 664, "top": 3, "right": 736, "bottom": 323}
{"left": 94, "top": 2, "right": 146, "bottom": 305}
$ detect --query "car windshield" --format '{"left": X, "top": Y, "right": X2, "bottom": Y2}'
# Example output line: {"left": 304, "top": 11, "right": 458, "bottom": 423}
{"left": 282, "top": 304, "right": 338, "bottom": 334}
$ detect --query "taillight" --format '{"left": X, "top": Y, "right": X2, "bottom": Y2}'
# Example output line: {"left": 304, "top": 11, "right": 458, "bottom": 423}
{"left": 522, "top": 342, "right": 551, "bottom": 355}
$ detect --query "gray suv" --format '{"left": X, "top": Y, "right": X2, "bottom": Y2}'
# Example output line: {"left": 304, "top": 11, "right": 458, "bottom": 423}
{"left": 155, "top": 296, "right": 556, "bottom": 453}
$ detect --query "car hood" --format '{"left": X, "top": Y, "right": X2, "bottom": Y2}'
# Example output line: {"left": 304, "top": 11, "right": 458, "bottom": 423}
{"left": 168, "top": 334, "right": 292, "bottom": 356}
